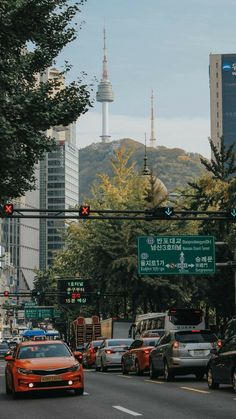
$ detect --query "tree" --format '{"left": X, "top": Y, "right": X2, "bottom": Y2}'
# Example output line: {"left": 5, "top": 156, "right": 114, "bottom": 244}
{"left": 200, "top": 138, "right": 236, "bottom": 181}
{"left": 52, "top": 146, "right": 189, "bottom": 319}
{"left": 0, "top": 0, "right": 91, "bottom": 201}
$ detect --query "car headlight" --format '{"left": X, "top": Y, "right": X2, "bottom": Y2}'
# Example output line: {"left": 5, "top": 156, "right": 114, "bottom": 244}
{"left": 18, "top": 368, "right": 33, "bottom": 375}
{"left": 68, "top": 363, "right": 80, "bottom": 372}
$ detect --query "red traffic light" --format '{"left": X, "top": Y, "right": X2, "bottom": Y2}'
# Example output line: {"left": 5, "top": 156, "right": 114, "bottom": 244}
{"left": 3, "top": 203, "right": 14, "bottom": 215}
{"left": 3, "top": 291, "right": 9, "bottom": 297}
{"left": 79, "top": 205, "right": 90, "bottom": 217}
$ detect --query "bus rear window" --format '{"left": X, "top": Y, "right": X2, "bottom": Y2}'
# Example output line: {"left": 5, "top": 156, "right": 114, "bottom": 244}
{"left": 175, "top": 331, "right": 217, "bottom": 343}
{"left": 168, "top": 309, "right": 202, "bottom": 326}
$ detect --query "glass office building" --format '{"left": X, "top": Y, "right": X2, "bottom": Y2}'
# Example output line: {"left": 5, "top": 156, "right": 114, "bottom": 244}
{"left": 39, "top": 135, "right": 79, "bottom": 269}
{"left": 209, "top": 53, "right": 236, "bottom": 154}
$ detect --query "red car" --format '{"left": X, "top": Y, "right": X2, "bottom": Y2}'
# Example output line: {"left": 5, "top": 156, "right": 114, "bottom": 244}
{"left": 83, "top": 340, "right": 103, "bottom": 368}
{"left": 121, "top": 337, "right": 160, "bottom": 375}
{"left": 5, "top": 340, "right": 84, "bottom": 397}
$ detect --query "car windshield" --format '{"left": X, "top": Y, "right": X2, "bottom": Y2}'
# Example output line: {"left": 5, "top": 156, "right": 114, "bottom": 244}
{"left": 107, "top": 339, "right": 133, "bottom": 347}
{"left": 93, "top": 341, "right": 103, "bottom": 347}
{"left": 18, "top": 343, "right": 71, "bottom": 359}
{"left": 0, "top": 343, "right": 9, "bottom": 349}
{"left": 143, "top": 339, "right": 160, "bottom": 347}
{"left": 175, "top": 331, "right": 217, "bottom": 343}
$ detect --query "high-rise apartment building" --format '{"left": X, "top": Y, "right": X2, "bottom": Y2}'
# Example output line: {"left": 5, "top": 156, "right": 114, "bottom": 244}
{"left": 39, "top": 68, "right": 79, "bottom": 270}
{"left": 209, "top": 53, "right": 236, "bottom": 153}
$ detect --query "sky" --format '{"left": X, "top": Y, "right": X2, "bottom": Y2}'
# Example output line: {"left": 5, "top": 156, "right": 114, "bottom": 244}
{"left": 57, "top": 0, "right": 236, "bottom": 158}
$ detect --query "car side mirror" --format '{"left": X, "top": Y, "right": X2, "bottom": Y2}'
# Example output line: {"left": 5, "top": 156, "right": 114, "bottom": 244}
{"left": 94, "top": 346, "right": 99, "bottom": 352}
{"left": 73, "top": 351, "right": 83, "bottom": 363}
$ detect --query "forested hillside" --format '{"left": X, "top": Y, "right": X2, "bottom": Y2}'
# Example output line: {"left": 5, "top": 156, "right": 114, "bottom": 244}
{"left": 79, "top": 138, "right": 205, "bottom": 201}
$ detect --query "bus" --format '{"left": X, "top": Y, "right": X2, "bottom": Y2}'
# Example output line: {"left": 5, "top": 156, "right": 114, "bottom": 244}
{"left": 133, "top": 308, "right": 205, "bottom": 338}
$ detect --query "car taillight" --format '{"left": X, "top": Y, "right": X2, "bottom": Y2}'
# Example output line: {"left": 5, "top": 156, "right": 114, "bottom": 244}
{"left": 172, "top": 341, "right": 179, "bottom": 349}
{"left": 144, "top": 349, "right": 150, "bottom": 354}
{"left": 105, "top": 349, "right": 115, "bottom": 354}
{"left": 217, "top": 339, "right": 222, "bottom": 348}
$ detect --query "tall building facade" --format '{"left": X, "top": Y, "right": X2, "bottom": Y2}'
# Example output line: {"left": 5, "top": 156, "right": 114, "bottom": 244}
{"left": 0, "top": 170, "right": 40, "bottom": 293}
{"left": 39, "top": 68, "right": 79, "bottom": 270}
{"left": 209, "top": 53, "right": 236, "bottom": 153}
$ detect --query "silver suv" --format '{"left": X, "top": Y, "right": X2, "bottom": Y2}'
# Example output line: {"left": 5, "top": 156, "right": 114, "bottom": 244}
{"left": 149, "top": 330, "right": 221, "bottom": 381}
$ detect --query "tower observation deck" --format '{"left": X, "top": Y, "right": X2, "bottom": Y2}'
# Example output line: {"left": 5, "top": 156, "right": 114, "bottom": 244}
{"left": 96, "top": 27, "right": 114, "bottom": 143}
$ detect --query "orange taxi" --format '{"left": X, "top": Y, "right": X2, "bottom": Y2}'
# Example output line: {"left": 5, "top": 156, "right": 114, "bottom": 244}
{"left": 121, "top": 337, "right": 160, "bottom": 375}
{"left": 4, "top": 339, "right": 84, "bottom": 398}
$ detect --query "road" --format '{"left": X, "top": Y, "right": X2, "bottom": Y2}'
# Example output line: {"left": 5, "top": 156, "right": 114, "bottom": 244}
{"left": 0, "top": 361, "right": 236, "bottom": 418}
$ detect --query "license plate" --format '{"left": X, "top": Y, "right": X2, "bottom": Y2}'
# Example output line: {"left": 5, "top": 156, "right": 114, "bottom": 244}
{"left": 41, "top": 375, "right": 62, "bottom": 382}
{"left": 194, "top": 350, "right": 205, "bottom": 356}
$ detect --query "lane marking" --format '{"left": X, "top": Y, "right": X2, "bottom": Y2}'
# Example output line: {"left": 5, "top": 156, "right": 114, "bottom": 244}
{"left": 144, "top": 379, "right": 165, "bottom": 384}
{"left": 117, "top": 374, "right": 132, "bottom": 379}
{"left": 113, "top": 406, "right": 142, "bottom": 416}
{"left": 180, "top": 386, "right": 210, "bottom": 394}
{"left": 83, "top": 391, "right": 89, "bottom": 396}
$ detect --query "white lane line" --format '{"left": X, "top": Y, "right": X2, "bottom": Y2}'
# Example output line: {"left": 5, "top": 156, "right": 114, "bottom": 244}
{"left": 83, "top": 392, "right": 89, "bottom": 396}
{"left": 144, "top": 379, "right": 165, "bottom": 384}
{"left": 117, "top": 374, "right": 132, "bottom": 379}
{"left": 113, "top": 406, "right": 142, "bottom": 416}
{"left": 180, "top": 386, "right": 210, "bottom": 394}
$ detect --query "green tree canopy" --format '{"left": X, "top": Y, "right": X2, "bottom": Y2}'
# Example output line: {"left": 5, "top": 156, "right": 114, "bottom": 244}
{"left": 0, "top": 0, "right": 91, "bottom": 201}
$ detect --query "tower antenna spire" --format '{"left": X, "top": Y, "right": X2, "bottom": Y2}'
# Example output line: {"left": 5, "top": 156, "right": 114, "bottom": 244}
{"left": 150, "top": 89, "right": 157, "bottom": 147}
{"left": 96, "top": 26, "right": 114, "bottom": 143}
{"left": 142, "top": 133, "right": 151, "bottom": 176}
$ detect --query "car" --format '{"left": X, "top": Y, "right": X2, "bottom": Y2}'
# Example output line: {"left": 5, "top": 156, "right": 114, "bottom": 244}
{"left": 207, "top": 335, "right": 236, "bottom": 392}
{"left": 222, "top": 316, "right": 236, "bottom": 341}
{"left": 95, "top": 338, "right": 133, "bottom": 372}
{"left": 0, "top": 341, "right": 10, "bottom": 358}
{"left": 121, "top": 337, "right": 160, "bottom": 375}
{"left": 4, "top": 339, "right": 84, "bottom": 398}
{"left": 83, "top": 340, "right": 103, "bottom": 368}
{"left": 149, "top": 329, "right": 222, "bottom": 381}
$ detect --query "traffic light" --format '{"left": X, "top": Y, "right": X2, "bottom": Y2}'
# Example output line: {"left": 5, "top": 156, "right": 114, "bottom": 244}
{"left": 148, "top": 206, "right": 174, "bottom": 218}
{"left": 79, "top": 205, "right": 90, "bottom": 217}
{"left": 3, "top": 291, "right": 9, "bottom": 297}
{"left": 228, "top": 209, "right": 236, "bottom": 218}
{"left": 31, "top": 290, "right": 41, "bottom": 298}
{"left": 0, "top": 203, "right": 14, "bottom": 217}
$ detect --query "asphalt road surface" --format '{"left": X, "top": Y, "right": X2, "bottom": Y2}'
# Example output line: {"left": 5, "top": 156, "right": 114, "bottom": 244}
{"left": 1, "top": 361, "right": 236, "bottom": 419}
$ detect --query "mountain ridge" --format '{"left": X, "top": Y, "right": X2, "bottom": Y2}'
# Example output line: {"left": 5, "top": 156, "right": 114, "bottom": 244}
{"left": 79, "top": 138, "right": 205, "bottom": 201}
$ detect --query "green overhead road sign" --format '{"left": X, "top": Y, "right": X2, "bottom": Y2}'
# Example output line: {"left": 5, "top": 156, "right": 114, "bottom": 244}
{"left": 138, "top": 235, "right": 215, "bottom": 275}
{"left": 24, "top": 306, "right": 61, "bottom": 320}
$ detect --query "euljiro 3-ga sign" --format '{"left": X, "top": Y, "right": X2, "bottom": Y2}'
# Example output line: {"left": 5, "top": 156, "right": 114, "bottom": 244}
{"left": 138, "top": 236, "right": 215, "bottom": 275}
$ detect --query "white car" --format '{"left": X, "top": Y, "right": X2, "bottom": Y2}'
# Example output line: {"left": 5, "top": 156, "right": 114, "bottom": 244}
{"left": 95, "top": 338, "right": 133, "bottom": 372}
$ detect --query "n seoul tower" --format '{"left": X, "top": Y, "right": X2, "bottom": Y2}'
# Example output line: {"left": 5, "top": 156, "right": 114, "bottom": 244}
{"left": 96, "top": 27, "right": 114, "bottom": 142}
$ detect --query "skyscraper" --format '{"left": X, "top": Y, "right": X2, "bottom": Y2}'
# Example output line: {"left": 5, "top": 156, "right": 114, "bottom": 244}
{"left": 209, "top": 53, "right": 236, "bottom": 153}
{"left": 39, "top": 68, "right": 79, "bottom": 270}
{"left": 96, "top": 27, "right": 114, "bottom": 142}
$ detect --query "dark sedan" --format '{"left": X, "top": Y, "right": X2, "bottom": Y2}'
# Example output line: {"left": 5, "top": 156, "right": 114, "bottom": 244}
{"left": 207, "top": 335, "right": 236, "bottom": 392}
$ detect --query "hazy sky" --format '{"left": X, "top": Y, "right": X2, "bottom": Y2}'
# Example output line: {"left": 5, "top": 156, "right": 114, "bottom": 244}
{"left": 57, "top": 0, "right": 236, "bottom": 157}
